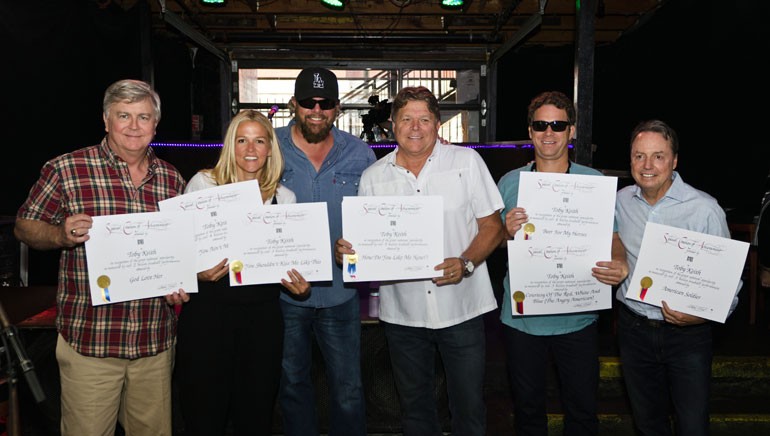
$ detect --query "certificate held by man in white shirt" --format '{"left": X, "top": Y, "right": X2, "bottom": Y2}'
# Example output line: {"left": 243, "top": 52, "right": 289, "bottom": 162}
{"left": 341, "top": 195, "right": 444, "bottom": 282}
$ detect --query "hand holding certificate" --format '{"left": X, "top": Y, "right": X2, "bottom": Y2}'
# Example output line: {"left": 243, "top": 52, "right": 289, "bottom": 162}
{"left": 227, "top": 202, "right": 333, "bottom": 286}
{"left": 507, "top": 239, "right": 611, "bottom": 314}
{"left": 625, "top": 222, "right": 748, "bottom": 323}
{"left": 516, "top": 172, "right": 617, "bottom": 243}
{"left": 85, "top": 211, "right": 198, "bottom": 305}
{"left": 341, "top": 196, "right": 444, "bottom": 282}
{"left": 508, "top": 172, "right": 618, "bottom": 315}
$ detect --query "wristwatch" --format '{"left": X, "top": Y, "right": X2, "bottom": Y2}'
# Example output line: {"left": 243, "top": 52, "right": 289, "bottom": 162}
{"left": 459, "top": 255, "right": 475, "bottom": 277}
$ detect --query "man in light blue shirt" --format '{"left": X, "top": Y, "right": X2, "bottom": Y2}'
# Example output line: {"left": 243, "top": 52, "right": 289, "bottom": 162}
{"left": 615, "top": 119, "right": 739, "bottom": 436}
{"left": 275, "top": 67, "right": 376, "bottom": 436}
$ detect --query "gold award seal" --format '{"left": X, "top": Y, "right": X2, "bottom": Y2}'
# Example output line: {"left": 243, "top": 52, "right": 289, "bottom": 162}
{"left": 97, "top": 275, "right": 112, "bottom": 302}
{"left": 523, "top": 223, "right": 535, "bottom": 239}
{"left": 513, "top": 291, "right": 525, "bottom": 303}
{"left": 640, "top": 276, "right": 653, "bottom": 289}
{"left": 639, "top": 276, "right": 653, "bottom": 300}
{"left": 513, "top": 290, "right": 526, "bottom": 314}
{"left": 97, "top": 275, "right": 111, "bottom": 289}
{"left": 231, "top": 260, "right": 244, "bottom": 284}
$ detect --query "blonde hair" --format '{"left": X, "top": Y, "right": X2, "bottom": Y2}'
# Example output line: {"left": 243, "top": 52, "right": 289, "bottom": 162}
{"left": 204, "top": 110, "right": 284, "bottom": 199}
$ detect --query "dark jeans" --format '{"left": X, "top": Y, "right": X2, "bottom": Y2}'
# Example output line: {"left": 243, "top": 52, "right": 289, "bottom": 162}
{"left": 617, "top": 305, "right": 712, "bottom": 436}
{"left": 383, "top": 316, "right": 487, "bottom": 436}
{"left": 502, "top": 322, "right": 599, "bottom": 436}
{"left": 279, "top": 296, "right": 366, "bottom": 436}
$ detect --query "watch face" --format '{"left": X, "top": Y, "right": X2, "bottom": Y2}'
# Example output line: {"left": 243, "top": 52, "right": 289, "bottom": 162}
{"left": 463, "top": 257, "right": 474, "bottom": 275}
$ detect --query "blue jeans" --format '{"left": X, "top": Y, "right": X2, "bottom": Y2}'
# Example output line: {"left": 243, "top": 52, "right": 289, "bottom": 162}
{"left": 279, "top": 296, "right": 366, "bottom": 436}
{"left": 383, "top": 316, "right": 486, "bottom": 436}
{"left": 502, "top": 322, "right": 599, "bottom": 436}
{"left": 617, "top": 305, "right": 712, "bottom": 436}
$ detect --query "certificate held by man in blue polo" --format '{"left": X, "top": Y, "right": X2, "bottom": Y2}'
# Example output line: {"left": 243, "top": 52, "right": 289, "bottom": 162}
{"left": 341, "top": 196, "right": 444, "bottom": 282}
{"left": 507, "top": 172, "right": 618, "bottom": 315}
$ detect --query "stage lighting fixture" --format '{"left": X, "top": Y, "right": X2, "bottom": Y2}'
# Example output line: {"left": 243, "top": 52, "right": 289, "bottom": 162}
{"left": 440, "top": 0, "right": 464, "bottom": 9}
{"left": 321, "top": 0, "right": 345, "bottom": 11}
{"left": 200, "top": 0, "right": 226, "bottom": 5}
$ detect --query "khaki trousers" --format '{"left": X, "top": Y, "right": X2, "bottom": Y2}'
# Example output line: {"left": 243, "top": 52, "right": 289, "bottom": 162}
{"left": 56, "top": 334, "right": 173, "bottom": 436}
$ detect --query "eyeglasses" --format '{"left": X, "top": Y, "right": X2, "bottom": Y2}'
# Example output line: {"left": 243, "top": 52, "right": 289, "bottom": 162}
{"left": 531, "top": 120, "right": 570, "bottom": 132}
{"left": 296, "top": 98, "right": 337, "bottom": 110}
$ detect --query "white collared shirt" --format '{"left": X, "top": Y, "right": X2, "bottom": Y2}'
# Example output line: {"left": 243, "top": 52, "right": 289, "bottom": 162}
{"left": 359, "top": 141, "right": 504, "bottom": 328}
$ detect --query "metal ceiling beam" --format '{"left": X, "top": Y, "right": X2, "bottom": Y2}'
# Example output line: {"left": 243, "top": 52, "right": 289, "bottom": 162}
{"left": 158, "top": 0, "right": 228, "bottom": 62}
{"left": 489, "top": 11, "right": 542, "bottom": 64}
{"left": 220, "top": 32, "right": 501, "bottom": 44}
{"left": 491, "top": 0, "right": 523, "bottom": 40}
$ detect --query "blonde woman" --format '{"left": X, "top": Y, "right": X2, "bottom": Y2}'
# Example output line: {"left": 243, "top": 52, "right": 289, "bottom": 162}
{"left": 175, "top": 110, "right": 309, "bottom": 436}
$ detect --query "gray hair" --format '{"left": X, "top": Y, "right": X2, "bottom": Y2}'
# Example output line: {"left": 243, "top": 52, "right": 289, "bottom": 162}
{"left": 103, "top": 79, "right": 161, "bottom": 121}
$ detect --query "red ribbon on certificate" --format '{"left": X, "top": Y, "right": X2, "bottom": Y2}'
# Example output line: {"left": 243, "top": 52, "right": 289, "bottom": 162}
{"left": 231, "top": 260, "right": 244, "bottom": 284}
{"left": 639, "top": 276, "right": 653, "bottom": 301}
{"left": 513, "top": 291, "right": 525, "bottom": 314}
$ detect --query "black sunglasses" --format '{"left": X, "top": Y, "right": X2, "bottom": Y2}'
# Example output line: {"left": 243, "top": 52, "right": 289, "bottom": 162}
{"left": 296, "top": 98, "right": 337, "bottom": 110}
{"left": 531, "top": 120, "right": 570, "bottom": 132}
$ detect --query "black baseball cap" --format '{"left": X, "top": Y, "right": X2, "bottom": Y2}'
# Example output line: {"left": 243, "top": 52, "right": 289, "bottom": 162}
{"left": 294, "top": 67, "right": 339, "bottom": 101}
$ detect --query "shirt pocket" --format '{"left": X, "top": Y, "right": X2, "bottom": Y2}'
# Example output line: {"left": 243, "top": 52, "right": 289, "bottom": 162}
{"left": 333, "top": 171, "right": 363, "bottom": 197}
{"left": 428, "top": 169, "right": 468, "bottom": 211}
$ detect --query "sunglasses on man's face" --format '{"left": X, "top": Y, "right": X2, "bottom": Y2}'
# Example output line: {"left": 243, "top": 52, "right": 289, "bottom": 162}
{"left": 531, "top": 120, "right": 570, "bottom": 132}
{"left": 296, "top": 98, "right": 337, "bottom": 110}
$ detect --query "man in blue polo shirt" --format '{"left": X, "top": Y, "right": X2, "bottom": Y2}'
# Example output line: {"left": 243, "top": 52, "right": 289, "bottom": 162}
{"left": 497, "top": 90, "right": 628, "bottom": 436}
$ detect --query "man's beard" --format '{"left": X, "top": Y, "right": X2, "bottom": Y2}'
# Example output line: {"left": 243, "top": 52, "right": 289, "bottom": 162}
{"left": 295, "top": 114, "right": 334, "bottom": 144}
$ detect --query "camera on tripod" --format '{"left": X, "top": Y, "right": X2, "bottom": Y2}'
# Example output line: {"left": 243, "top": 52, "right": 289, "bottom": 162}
{"left": 360, "top": 96, "right": 393, "bottom": 143}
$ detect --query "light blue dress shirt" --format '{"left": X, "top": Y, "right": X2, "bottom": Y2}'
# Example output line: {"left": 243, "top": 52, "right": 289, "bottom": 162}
{"left": 615, "top": 171, "right": 740, "bottom": 320}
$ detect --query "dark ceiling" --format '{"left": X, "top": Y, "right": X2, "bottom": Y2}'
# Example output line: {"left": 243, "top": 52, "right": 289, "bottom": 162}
{"left": 142, "top": 0, "right": 668, "bottom": 61}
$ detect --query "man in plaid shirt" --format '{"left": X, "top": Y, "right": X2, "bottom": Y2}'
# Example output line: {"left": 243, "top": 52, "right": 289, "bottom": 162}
{"left": 14, "top": 79, "right": 189, "bottom": 436}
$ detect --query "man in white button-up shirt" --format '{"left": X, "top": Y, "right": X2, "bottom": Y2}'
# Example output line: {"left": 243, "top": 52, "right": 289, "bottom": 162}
{"left": 336, "top": 86, "right": 505, "bottom": 436}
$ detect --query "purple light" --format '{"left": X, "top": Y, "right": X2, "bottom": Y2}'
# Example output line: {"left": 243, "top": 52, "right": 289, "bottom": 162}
{"left": 151, "top": 142, "right": 572, "bottom": 149}
{"left": 151, "top": 142, "right": 223, "bottom": 148}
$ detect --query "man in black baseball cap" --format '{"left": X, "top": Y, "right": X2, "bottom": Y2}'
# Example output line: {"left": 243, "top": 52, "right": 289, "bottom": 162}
{"left": 294, "top": 67, "right": 339, "bottom": 102}
{"left": 275, "top": 68, "right": 374, "bottom": 436}
{"left": 286, "top": 67, "right": 341, "bottom": 144}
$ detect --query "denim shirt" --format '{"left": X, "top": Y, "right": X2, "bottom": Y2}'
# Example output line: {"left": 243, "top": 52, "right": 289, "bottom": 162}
{"left": 276, "top": 120, "right": 377, "bottom": 307}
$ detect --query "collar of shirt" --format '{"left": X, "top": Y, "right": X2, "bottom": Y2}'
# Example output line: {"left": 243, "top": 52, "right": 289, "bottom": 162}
{"left": 631, "top": 170, "right": 685, "bottom": 205}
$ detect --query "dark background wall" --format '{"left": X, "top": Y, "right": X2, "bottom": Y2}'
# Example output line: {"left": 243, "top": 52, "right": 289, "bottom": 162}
{"left": 496, "top": 0, "right": 770, "bottom": 216}
{"left": 2, "top": 0, "right": 768, "bottom": 284}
